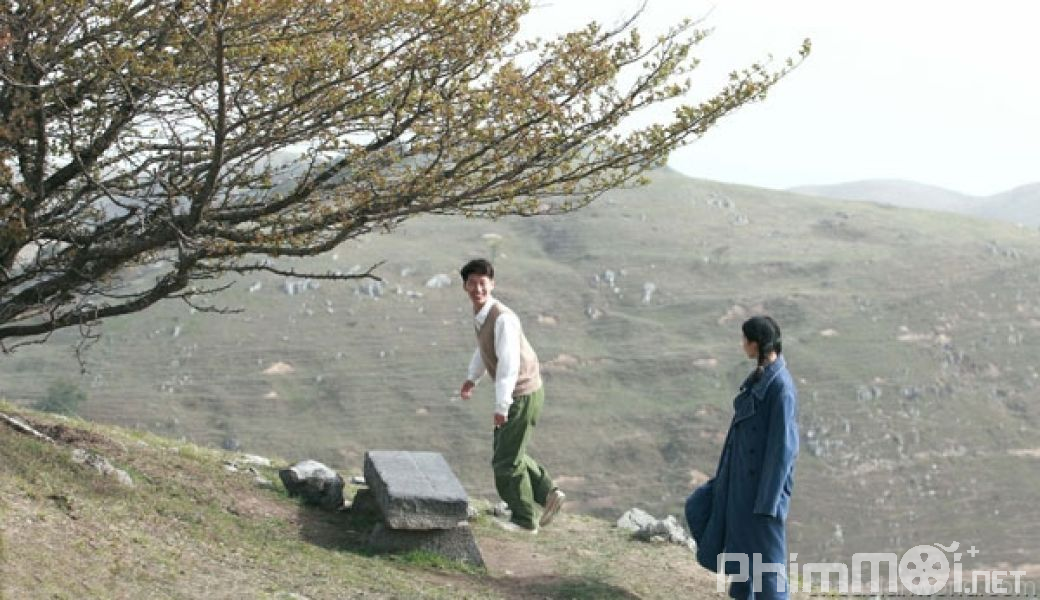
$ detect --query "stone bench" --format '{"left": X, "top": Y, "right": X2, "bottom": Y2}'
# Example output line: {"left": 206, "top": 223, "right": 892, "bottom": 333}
{"left": 363, "top": 450, "right": 469, "bottom": 529}
{"left": 359, "top": 450, "right": 483, "bottom": 566}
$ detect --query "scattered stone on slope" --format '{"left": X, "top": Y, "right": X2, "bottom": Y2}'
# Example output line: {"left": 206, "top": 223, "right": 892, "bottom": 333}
{"left": 425, "top": 274, "right": 452, "bottom": 288}
{"left": 279, "top": 460, "right": 345, "bottom": 510}
{"left": 642, "top": 282, "right": 656, "bottom": 304}
{"left": 585, "top": 304, "right": 603, "bottom": 320}
{"left": 617, "top": 507, "right": 658, "bottom": 532}
{"left": 71, "top": 448, "right": 133, "bottom": 486}
{"left": 356, "top": 280, "right": 384, "bottom": 298}
{"left": 282, "top": 278, "right": 315, "bottom": 296}
{"left": 263, "top": 361, "right": 295, "bottom": 375}
{"left": 617, "top": 508, "right": 695, "bottom": 550}
{"left": 706, "top": 193, "right": 735, "bottom": 210}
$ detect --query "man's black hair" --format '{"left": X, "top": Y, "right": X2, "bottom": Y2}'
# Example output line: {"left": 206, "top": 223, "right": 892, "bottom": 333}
{"left": 460, "top": 258, "right": 494, "bottom": 283}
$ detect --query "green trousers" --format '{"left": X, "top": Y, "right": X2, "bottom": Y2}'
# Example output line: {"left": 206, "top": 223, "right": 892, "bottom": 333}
{"left": 492, "top": 387, "right": 554, "bottom": 529}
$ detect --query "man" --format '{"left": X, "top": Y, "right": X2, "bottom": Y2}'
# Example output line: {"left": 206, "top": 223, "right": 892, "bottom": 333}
{"left": 458, "top": 258, "right": 564, "bottom": 533}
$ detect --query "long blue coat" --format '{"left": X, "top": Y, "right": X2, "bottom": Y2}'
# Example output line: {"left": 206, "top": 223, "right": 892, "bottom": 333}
{"left": 686, "top": 356, "right": 799, "bottom": 600}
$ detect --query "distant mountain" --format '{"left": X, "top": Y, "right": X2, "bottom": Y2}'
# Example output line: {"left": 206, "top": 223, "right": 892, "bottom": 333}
{"left": 790, "top": 179, "right": 1040, "bottom": 226}
{"left": 980, "top": 182, "right": 1040, "bottom": 226}
{"left": 790, "top": 179, "right": 976, "bottom": 213}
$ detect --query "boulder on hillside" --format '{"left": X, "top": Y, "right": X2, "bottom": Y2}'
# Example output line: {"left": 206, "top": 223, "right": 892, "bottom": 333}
{"left": 617, "top": 508, "right": 695, "bottom": 551}
{"left": 617, "top": 507, "right": 657, "bottom": 532}
{"left": 279, "top": 460, "right": 345, "bottom": 510}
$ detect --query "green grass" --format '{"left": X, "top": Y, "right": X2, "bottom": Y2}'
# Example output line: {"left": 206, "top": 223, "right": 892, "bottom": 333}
{"left": 390, "top": 549, "right": 485, "bottom": 575}
{"left": 1, "top": 404, "right": 734, "bottom": 598}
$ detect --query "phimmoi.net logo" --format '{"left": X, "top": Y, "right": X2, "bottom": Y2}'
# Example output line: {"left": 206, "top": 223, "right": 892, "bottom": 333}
{"left": 717, "top": 541, "right": 1036, "bottom": 597}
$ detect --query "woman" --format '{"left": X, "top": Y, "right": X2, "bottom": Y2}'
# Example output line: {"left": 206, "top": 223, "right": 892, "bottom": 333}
{"left": 686, "top": 315, "right": 799, "bottom": 600}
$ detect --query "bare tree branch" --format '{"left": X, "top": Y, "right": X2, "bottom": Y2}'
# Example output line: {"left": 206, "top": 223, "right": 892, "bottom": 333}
{"left": 0, "top": 0, "right": 809, "bottom": 347}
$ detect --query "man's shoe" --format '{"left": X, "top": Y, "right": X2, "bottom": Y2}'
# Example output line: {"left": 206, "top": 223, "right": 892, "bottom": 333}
{"left": 539, "top": 488, "right": 566, "bottom": 527}
{"left": 494, "top": 518, "right": 537, "bottom": 534}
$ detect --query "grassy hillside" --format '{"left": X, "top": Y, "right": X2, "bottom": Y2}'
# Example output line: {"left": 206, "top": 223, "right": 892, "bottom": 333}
{"left": 2, "top": 168, "right": 1039, "bottom": 571}
{"left": 0, "top": 403, "right": 722, "bottom": 599}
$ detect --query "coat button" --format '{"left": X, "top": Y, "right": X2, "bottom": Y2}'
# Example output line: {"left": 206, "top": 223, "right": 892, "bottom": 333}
{"left": 749, "top": 469, "right": 756, "bottom": 476}
{"left": 750, "top": 448, "right": 756, "bottom": 455}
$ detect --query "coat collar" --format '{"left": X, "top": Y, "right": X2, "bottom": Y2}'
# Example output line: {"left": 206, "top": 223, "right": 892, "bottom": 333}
{"left": 742, "top": 355, "right": 786, "bottom": 400}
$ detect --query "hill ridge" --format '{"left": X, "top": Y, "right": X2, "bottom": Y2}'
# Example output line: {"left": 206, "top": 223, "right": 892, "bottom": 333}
{"left": 789, "top": 178, "right": 1040, "bottom": 225}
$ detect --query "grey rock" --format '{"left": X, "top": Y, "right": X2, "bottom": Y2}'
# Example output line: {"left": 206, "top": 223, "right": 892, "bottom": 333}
{"left": 616, "top": 507, "right": 657, "bottom": 532}
{"left": 348, "top": 487, "right": 382, "bottom": 518}
{"left": 279, "top": 460, "right": 345, "bottom": 510}
{"left": 620, "top": 508, "right": 695, "bottom": 550}
{"left": 367, "top": 522, "right": 484, "bottom": 566}
{"left": 71, "top": 448, "right": 133, "bottom": 487}
{"left": 633, "top": 514, "right": 691, "bottom": 546}
{"left": 363, "top": 450, "right": 469, "bottom": 530}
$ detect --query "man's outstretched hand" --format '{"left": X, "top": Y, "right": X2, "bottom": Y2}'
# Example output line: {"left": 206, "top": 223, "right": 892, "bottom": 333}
{"left": 460, "top": 380, "right": 476, "bottom": 400}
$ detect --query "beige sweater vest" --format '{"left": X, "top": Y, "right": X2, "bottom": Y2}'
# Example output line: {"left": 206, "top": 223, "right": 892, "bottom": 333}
{"left": 476, "top": 302, "right": 542, "bottom": 397}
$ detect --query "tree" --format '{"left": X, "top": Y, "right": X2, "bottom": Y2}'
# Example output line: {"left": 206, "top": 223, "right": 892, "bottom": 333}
{"left": 0, "top": 0, "right": 809, "bottom": 348}
{"left": 36, "top": 379, "right": 87, "bottom": 415}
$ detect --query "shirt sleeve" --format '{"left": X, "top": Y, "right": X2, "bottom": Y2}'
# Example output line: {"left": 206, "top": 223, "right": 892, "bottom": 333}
{"left": 466, "top": 348, "right": 485, "bottom": 383}
{"left": 492, "top": 311, "right": 522, "bottom": 416}
{"left": 753, "top": 379, "right": 800, "bottom": 517}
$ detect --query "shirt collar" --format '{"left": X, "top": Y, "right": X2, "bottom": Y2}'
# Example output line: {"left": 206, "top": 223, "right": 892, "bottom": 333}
{"left": 473, "top": 296, "right": 498, "bottom": 327}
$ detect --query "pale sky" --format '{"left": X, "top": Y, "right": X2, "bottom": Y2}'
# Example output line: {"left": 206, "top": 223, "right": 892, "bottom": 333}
{"left": 521, "top": 1, "right": 1040, "bottom": 197}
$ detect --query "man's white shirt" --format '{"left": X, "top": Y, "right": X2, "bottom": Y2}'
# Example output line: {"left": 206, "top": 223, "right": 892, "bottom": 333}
{"left": 466, "top": 296, "right": 521, "bottom": 417}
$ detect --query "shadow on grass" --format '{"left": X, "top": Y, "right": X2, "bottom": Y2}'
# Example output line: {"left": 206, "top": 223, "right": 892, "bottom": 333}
{"left": 293, "top": 502, "right": 378, "bottom": 553}
{"left": 493, "top": 575, "right": 642, "bottom": 599}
